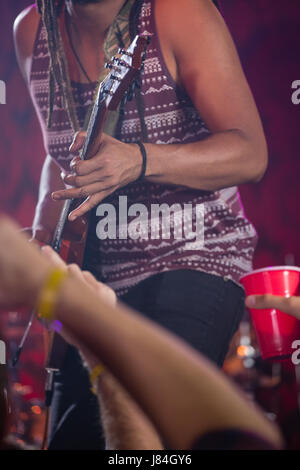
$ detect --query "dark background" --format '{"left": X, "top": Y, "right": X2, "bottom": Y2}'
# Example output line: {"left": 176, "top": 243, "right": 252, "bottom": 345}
{"left": 1, "top": 0, "right": 300, "bottom": 268}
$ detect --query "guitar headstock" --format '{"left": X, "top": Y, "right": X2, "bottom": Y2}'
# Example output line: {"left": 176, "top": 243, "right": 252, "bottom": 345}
{"left": 96, "top": 35, "right": 150, "bottom": 111}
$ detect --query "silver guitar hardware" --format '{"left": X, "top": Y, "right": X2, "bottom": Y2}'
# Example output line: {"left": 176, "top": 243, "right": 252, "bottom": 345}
{"left": 118, "top": 48, "right": 133, "bottom": 57}
{"left": 105, "top": 62, "right": 121, "bottom": 73}
{"left": 111, "top": 75, "right": 122, "bottom": 82}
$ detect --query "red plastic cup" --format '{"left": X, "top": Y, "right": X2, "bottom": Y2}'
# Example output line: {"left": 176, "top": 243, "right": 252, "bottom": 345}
{"left": 240, "top": 266, "right": 300, "bottom": 360}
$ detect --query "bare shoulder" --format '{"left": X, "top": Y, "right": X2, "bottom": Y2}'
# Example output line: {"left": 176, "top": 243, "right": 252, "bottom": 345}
{"left": 13, "top": 4, "right": 40, "bottom": 83}
{"left": 155, "top": 0, "right": 222, "bottom": 33}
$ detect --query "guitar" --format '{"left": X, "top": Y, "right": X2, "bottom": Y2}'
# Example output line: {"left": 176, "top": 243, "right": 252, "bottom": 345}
{"left": 45, "top": 35, "right": 150, "bottom": 371}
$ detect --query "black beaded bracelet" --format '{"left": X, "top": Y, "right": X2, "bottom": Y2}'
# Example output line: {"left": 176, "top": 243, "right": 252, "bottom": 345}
{"left": 136, "top": 141, "right": 147, "bottom": 181}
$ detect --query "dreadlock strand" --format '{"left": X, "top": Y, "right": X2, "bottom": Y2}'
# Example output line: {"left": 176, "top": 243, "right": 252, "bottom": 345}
{"left": 54, "top": 11, "right": 80, "bottom": 132}
{"left": 57, "top": 43, "right": 79, "bottom": 132}
{"left": 51, "top": 0, "right": 79, "bottom": 131}
{"left": 39, "top": 0, "right": 61, "bottom": 126}
{"left": 47, "top": 70, "right": 55, "bottom": 128}
{"left": 43, "top": 0, "right": 59, "bottom": 127}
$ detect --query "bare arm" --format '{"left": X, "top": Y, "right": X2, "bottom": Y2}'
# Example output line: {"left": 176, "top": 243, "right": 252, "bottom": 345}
{"left": 145, "top": 0, "right": 268, "bottom": 189}
{"left": 52, "top": 0, "right": 268, "bottom": 219}
{"left": 0, "top": 219, "right": 283, "bottom": 450}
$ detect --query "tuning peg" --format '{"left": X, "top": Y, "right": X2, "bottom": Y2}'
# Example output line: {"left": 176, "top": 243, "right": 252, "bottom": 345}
{"left": 118, "top": 48, "right": 133, "bottom": 57}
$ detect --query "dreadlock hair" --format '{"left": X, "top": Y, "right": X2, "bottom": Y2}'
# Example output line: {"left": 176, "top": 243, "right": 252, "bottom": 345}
{"left": 36, "top": 0, "right": 79, "bottom": 131}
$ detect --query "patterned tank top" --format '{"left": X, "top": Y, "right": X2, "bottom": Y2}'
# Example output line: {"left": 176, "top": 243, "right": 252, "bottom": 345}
{"left": 30, "top": 0, "right": 257, "bottom": 296}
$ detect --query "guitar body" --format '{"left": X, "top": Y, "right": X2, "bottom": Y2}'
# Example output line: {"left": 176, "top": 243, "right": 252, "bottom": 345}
{"left": 45, "top": 214, "right": 89, "bottom": 370}
{"left": 45, "top": 35, "right": 150, "bottom": 371}
{"left": 59, "top": 212, "right": 89, "bottom": 265}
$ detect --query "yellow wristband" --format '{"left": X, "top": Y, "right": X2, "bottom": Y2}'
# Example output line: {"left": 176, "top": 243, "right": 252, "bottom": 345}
{"left": 37, "top": 268, "right": 67, "bottom": 323}
{"left": 89, "top": 364, "right": 105, "bottom": 395}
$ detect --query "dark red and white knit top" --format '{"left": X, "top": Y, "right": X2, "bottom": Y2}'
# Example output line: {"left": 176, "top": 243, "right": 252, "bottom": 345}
{"left": 30, "top": 0, "right": 257, "bottom": 296}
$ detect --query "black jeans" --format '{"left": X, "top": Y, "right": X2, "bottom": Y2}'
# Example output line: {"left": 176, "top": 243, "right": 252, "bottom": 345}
{"left": 48, "top": 270, "right": 245, "bottom": 449}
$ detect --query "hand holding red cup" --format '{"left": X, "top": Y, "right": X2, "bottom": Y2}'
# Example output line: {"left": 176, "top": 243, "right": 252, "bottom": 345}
{"left": 241, "top": 267, "right": 300, "bottom": 360}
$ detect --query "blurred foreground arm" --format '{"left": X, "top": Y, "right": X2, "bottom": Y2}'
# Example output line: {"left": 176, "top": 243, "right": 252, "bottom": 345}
{"left": 0, "top": 218, "right": 283, "bottom": 449}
